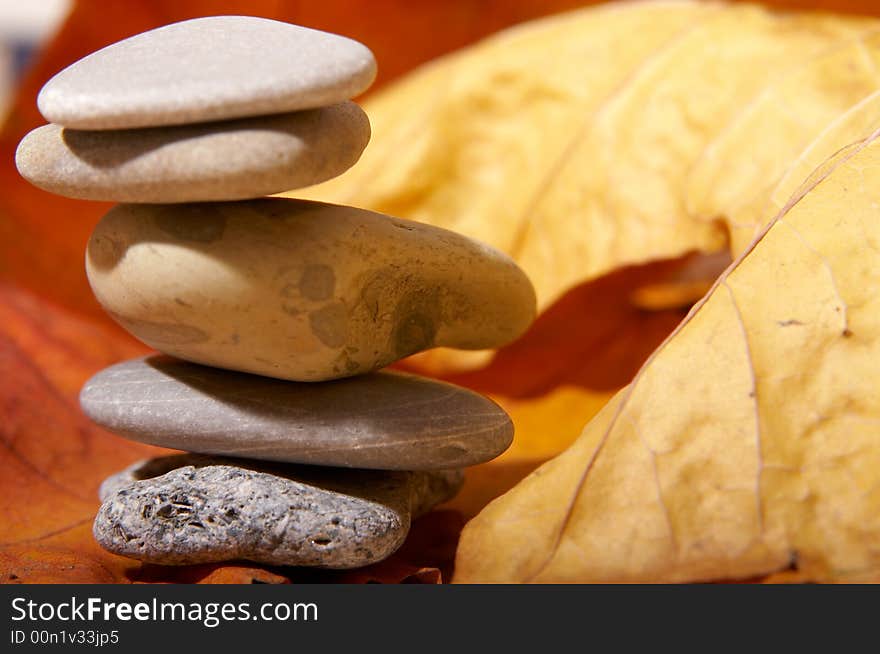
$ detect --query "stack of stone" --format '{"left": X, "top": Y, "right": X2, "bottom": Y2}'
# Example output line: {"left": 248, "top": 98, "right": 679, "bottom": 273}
{"left": 15, "top": 17, "right": 536, "bottom": 569}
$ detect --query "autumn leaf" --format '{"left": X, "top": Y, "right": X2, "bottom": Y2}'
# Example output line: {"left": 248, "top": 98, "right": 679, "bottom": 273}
{"left": 455, "top": 124, "right": 880, "bottom": 583}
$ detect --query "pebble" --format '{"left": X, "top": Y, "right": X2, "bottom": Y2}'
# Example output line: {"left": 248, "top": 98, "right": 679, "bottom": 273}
{"left": 15, "top": 102, "right": 370, "bottom": 203}
{"left": 94, "top": 454, "right": 463, "bottom": 567}
{"left": 81, "top": 355, "right": 513, "bottom": 470}
{"left": 38, "top": 16, "right": 377, "bottom": 130}
{"left": 86, "top": 198, "right": 536, "bottom": 381}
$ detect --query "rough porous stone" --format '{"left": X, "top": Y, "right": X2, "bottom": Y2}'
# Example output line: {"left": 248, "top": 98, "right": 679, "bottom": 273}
{"left": 15, "top": 102, "right": 370, "bottom": 202}
{"left": 38, "top": 16, "right": 377, "bottom": 130}
{"left": 94, "top": 454, "right": 463, "bottom": 567}
{"left": 86, "top": 198, "right": 537, "bottom": 381}
{"left": 80, "top": 355, "right": 514, "bottom": 470}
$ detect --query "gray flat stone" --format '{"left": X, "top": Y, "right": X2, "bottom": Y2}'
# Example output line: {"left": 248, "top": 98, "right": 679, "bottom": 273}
{"left": 80, "top": 355, "right": 513, "bottom": 470}
{"left": 38, "top": 16, "right": 376, "bottom": 129}
{"left": 16, "top": 102, "right": 369, "bottom": 202}
{"left": 94, "top": 454, "right": 462, "bottom": 568}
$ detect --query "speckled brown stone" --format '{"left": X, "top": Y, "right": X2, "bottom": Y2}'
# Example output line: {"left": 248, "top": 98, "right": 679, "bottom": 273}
{"left": 85, "top": 198, "right": 537, "bottom": 381}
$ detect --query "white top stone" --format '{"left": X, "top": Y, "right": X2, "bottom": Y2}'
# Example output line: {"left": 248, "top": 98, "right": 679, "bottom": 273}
{"left": 37, "top": 16, "right": 377, "bottom": 130}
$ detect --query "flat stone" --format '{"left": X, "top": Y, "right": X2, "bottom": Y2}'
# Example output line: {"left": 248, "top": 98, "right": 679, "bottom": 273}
{"left": 94, "top": 454, "right": 462, "bottom": 567}
{"left": 86, "top": 198, "right": 536, "bottom": 381}
{"left": 15, "top": 102, "right": 369, "bottom": 202}
{"left": 81, "top": 355, "right": 513, "bottom": 470}
{"left": 38, "top": 16, "right": 377, "bottom": 130}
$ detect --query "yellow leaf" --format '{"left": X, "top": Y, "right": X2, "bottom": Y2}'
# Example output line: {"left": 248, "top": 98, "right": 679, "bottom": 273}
{"left": 292, "top": 1, "right": 872, "bottom": 313}
{"left": 687, "top": 29, "right": 880, "bottom": 254}
{"left": 726, "top": 89, "right": 880, "bottom": 254}
{"left": 454, "top": 127, "right": 880, "bottom": 584}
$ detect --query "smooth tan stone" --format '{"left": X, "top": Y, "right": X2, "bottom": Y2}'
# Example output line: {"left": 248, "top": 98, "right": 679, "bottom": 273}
{"left": 15, "top": 103, "right": 370, "bottom": 202}
{"left": 80, "top": 355, "right": 513, "bottom": 470}
{"left": 86, "top": 198, "right": 536, "bottom": 381}
{"left": 95, "top": 454, "right": 463, "bottom": 567}
{"left": 38, "top": 16, "right": 377, "bottom": 130}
